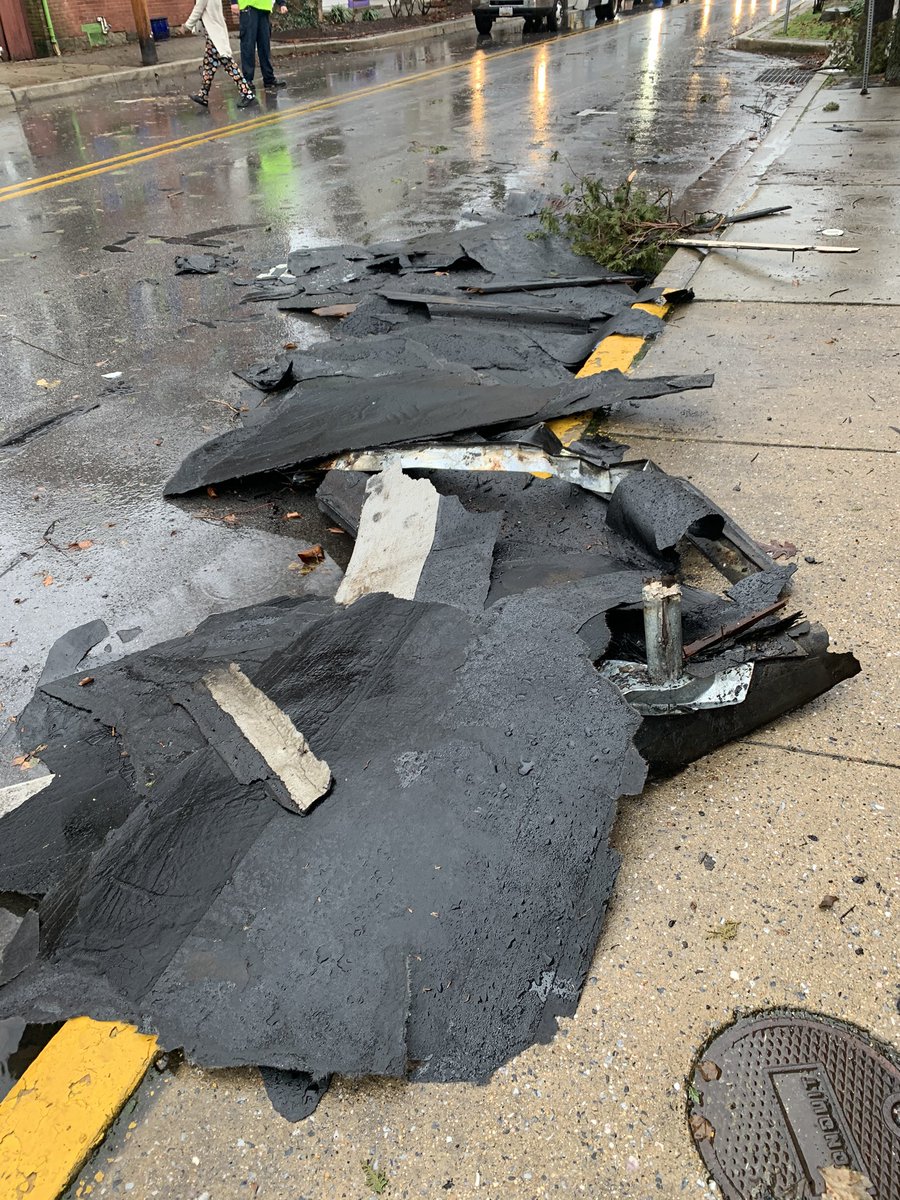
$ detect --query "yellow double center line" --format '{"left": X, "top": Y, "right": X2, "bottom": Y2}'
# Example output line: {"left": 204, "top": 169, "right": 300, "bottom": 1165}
{"left": 0, "top": 24, "right": 603, "bottom": 204}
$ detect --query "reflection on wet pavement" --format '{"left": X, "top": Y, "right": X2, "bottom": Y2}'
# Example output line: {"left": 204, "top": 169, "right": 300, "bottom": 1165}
{"left": 0, "top": 1, "right": 798, "bottom": 716}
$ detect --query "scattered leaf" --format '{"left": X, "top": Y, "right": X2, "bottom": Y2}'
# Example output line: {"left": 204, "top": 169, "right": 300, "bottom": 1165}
{"left": 328, "top": 527, "right": 346, "bottom": 534}
{"left": 42, "top": 574, "right": 53, "bottom": 587}
{"left": 12, "top": 744, "right": 46, "bottom": 771}
{"left": 362, "top": 1161, "right": 388, "bottom": 1195}
{"left": 206, "top": 486, "right": 218, "bottom": 498}
{"left": 819, "top": 894, "right": 840, "bottom": 910}
{"left": 687, "top": 1083, "right": 701, "bottom": 1105}
{"left": 0, "top": 640, "right": 13, "bottom": 648}
{"left": 820, "top": 1166, "right": 875, "bottom": 1200}
{"left": 698, "top": 1060, "right": 721, "bottom": 1082}
{"left": 223, "top": 513, "right": 238, "bottom": 524}
{"left": 78, "top": 676, "right": 95, "bottom": 687}
{"left": 689, "top": 1114, "right": 715, "bottom": 1143}
{"left": 282, "top": 512, "right": 302, "bottom": 521}
{"left": 282, "top": 342, "right": 298, "bottom": 350}
{"left": 757, "top": 538, "right": 799, "bottom": 560}
{"left": 67, "top": 539, "right": 94, "bottom": 551}
{"left": 298, "top": 544, "right": 324, "bottom": 564}
{"left": 706, "top": 920, "right": 740, "bottom": 943}
{"left": 36, "top": 378, "right": 61, "bottom": 390}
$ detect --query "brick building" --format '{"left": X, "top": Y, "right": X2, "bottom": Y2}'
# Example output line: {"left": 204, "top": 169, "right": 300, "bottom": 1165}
{"left": 1, "top": 0, "right": 230, "bottom": 57}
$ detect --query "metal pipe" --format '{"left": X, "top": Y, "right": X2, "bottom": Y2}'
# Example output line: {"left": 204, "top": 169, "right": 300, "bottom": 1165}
{"left": 642, "top": 580, "right": 684, "bottom": 685}
{"left": 40, "top": 0, "right": 61, "bottom": 56}
{"left": 860, "top": 0, "right": 876, "bottom": 93}
{"left": 782, "top": 0, "right": 792, "bottom": 35}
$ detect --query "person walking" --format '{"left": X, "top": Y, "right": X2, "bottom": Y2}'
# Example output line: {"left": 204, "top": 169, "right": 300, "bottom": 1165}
{"left": 184, "top": 0, "right": 257, "bottom": 108}
{"left": 231, "top": 0, "right": 288, "bottom": 94}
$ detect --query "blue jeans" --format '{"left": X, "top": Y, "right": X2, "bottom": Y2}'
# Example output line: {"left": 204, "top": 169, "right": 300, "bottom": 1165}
{"left": 239, "top": 6, "right": 274, "bottom": 87}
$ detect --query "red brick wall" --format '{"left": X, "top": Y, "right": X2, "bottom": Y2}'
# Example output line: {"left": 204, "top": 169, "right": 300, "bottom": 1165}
{"left": 50, "top": 0, "right": 236, "bottom": 45}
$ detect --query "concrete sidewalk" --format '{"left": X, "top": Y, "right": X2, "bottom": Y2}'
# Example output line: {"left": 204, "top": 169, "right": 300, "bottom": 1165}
{"left": 60, "top": 71, "right": 899, "bottom": 1200}
{"left": 0, "top": 15, "right": 468, "bottom": 108}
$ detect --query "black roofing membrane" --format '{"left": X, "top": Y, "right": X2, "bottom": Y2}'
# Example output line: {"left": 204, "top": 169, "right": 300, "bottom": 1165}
{"left": 0, "top": 217, "right": 861, "bottom": 1123}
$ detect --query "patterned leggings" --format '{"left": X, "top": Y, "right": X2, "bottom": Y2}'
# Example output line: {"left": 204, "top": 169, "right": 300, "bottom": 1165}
{"left": 199, "top": 38, "right": 253, "bottom": 98}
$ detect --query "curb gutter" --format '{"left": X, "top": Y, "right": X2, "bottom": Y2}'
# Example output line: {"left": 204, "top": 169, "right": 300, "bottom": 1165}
{"left": 655, "top": 67, "right": 828, "bottom": 294}
{"left": 4, "top": 15, "right": 470, "bottom": 108}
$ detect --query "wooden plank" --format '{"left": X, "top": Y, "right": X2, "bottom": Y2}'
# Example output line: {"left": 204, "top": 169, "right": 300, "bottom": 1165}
{"left": 0, "top": 0, "right": 35, "bottom": 60}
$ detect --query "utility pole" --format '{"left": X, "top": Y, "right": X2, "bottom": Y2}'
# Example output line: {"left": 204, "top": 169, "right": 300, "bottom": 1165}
{"left": 130, "top": 0, "right": 158, "bottom": 65}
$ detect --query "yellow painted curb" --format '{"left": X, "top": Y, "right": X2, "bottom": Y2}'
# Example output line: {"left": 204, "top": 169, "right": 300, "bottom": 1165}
{"left": 549, "top": 295, "right": 672, "bottom": 447}
{"left": 0, "top": 1017, "right": 157, "bottom": 1199}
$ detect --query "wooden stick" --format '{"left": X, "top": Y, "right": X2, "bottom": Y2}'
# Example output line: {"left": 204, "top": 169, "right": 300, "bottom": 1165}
{"left": 668, "top": 238, "right": 859, "bottom": 254}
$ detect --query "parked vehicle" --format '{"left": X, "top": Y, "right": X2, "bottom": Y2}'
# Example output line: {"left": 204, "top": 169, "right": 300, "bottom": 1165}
{"left": 471, "top": 0, "right": 616, "bottom": 35}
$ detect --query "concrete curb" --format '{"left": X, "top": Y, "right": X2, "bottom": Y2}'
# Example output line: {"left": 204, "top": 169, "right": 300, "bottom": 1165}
{"left": 654, "top": 66, "right": 829, "bottom": 294}
{"left": 734, "top": 33, "right": 830, "bottom": 55}
{"left": 5, "top": 15, "right": 471, "bottom": 107}
{"left": 732, "top": 0, "right": 830, "bottom": 58}
{"left": 0, "top": 1018, "right": 158, "bottom": 1200}
{"left": 734, "top": 0, "right": 813, "bottom": 42}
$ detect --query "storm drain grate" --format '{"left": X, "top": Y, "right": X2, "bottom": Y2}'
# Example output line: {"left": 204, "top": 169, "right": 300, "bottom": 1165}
{"left": 755, "top": 66, "right": 818, "bottom": 85}
{"left": 688, "top": 1010, "right": 900, "bottom": 1200}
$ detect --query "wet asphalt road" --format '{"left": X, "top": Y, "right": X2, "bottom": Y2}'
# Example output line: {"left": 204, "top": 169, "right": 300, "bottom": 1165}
{"left": 0, "top": 1, "right": 794, "bottom": 720}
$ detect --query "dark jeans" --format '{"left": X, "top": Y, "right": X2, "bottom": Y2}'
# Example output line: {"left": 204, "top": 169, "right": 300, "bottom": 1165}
{"left": 239, "top": 6, "right": 274, "bottom": 87}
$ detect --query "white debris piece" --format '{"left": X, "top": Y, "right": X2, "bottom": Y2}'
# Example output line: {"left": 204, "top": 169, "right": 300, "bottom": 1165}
{"left": 335, "top": 463, "right": 440, "bottom": 606}
{"left": 204, "top": 662, "right": 331, "bottom": 813}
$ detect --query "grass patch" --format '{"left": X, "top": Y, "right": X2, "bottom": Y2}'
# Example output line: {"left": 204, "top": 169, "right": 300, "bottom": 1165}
{"left": 774, "top": 9, "right": 832, "bottom": 38}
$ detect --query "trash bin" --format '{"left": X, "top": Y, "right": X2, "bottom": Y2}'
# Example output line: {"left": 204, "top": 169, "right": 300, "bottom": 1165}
{"left": 150, "top": 16, "right": 170, "bottom": 39}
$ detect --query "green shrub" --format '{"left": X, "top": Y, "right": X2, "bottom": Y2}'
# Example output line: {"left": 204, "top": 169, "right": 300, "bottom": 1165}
{"left": 829, "top": 1, "right": 893, "bottom": 73}
{"left": 534, "top": 175, "right": 675, "bottom": 276}
{"left": 274, "top": 0, "right": 320, "bottom": 25}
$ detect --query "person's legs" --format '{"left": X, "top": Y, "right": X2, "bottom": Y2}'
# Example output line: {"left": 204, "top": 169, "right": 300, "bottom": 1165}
{"left": 221, "top": 53, "right": 254, "bottom": 97}
{"left": 256, "top": 9, "right": 275, "bottom": 87}
{"left": 192, "top": 38, "right": 218, "bottom": 104}
{"left": 239, "top": 6, "right": 258, "bottom": 84}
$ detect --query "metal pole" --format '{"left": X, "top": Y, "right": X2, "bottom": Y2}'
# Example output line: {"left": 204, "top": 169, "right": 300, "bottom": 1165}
{"left": 782, "top": 0, "right": 792, "bottom": 34}
{"left": 642, "top": 581, "right": 684, "bottom": 685}
{"left": 860, "top": 0, "right": 876, "bottom": 93}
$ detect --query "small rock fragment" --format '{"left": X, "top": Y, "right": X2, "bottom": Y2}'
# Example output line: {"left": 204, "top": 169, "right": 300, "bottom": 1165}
{"left": 689, "top": 1113, "right": 715, "bottom": 1142}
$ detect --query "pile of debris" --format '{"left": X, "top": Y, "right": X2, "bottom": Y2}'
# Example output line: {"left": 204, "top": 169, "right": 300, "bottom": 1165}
{"left": 0, "top": 217, "right": 859, "bottom": 1121}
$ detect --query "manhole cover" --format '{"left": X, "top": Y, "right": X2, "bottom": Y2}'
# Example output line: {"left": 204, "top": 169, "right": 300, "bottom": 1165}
{"left": 688, "top": 1011, "right": 900, "bottom": 1199}
{"left": 755, "top": 66, "right": 818, "bottom": 85}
